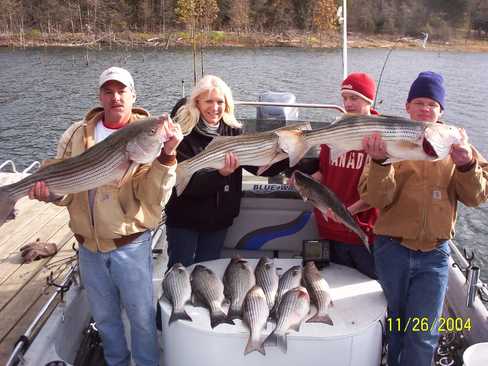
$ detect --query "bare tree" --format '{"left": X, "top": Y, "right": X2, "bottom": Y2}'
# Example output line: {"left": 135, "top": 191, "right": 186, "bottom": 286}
{"left": 230, "top": 0, "right": 250, "bottom": 34}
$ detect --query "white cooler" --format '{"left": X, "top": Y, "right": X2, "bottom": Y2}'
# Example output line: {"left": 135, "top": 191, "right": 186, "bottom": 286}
{"left": 159, "top": 258, "right": 386, "bottom": 366}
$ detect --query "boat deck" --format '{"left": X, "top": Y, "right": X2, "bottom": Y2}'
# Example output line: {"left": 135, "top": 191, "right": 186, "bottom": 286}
{"left": 0, "top": 197, "right": 75, "bottom": 365}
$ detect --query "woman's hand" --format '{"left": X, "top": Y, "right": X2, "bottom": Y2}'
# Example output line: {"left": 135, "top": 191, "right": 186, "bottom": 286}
{"left": 218, "top": 152, "right": 240, "bottom": 176}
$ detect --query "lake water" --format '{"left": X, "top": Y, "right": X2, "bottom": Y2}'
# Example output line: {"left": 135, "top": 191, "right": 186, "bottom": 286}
{"left": 1, "top": 46, "right": 487, "bottom": 281}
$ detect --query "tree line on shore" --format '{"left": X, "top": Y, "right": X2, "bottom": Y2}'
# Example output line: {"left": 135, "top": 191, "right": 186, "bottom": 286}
{"left": 1, "top": 0, "right": 488, "bottom": 42}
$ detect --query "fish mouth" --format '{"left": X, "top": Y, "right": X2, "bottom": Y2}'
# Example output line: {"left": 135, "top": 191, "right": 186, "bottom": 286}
{"left": 422, "top": 138, "right": 438, "bottom": 158}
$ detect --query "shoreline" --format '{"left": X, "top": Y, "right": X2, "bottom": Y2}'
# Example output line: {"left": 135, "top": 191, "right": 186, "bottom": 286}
{"left": 2, "top": 31, "right": 488, "bottom": 52}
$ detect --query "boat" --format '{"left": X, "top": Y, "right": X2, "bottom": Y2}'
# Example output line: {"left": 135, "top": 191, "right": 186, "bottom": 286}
{"left": 2, "top": 97, "right": 488, "bottom": 366}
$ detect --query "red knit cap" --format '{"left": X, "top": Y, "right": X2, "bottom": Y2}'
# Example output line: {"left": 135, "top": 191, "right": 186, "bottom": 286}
{"left": 341, "top": 72, "right": 377, "bottom": 104}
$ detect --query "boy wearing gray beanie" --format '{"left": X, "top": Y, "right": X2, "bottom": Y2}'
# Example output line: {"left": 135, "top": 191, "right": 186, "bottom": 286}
{"left": 359, "top": 71, "right": 488, "bottom": 366}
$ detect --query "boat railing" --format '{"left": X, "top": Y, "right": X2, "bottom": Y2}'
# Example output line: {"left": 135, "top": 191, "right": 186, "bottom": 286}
{"left": 0, "top": 160, "right": 40, "bottom": 174}
{"left": 449, "top": 241, "right": 488, "bottom": 307}
{"left": 6, "top": 263, "right": 79, "bottom": 366}
{"left": 235, "top": 101, "right": 346, "bottom": 114}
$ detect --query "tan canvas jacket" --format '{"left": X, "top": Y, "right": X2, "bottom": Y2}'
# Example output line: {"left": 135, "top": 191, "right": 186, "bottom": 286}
{"left": 52, "top": 107, "right": 176, "bottom": 252}
{"left": 358, "top": 149, "right": 488, "bottom": 251}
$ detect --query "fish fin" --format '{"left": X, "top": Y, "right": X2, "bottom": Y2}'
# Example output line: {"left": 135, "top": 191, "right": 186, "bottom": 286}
{"left": 211, "top": 309, "right": 235, "bottom": 329}
{"left": 328, "top": 147, "right": 348, "bottom": 163}
{"left": 168, "top": 308, "right": 193, "bottom": 325}
{"left": 0, "top": 187, "right": 16, "bottom": 227}
{"left": 275, "top": 130, "right": 308, "bottom": 167}
{"left": 175, "top": 161, "right": 191, "bottom": 196}
{"left": 307, "top": 314, "right": 334, "bottom": 325}
{"left": 206, "top": 135, "right": 233, "bottom": 149}
{"left": 244, "top": 336, "right": 266, "bottom": 356}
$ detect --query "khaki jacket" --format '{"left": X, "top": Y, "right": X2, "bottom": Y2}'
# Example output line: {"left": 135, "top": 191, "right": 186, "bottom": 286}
{"left": 358, "top": 150, "right": 488, "bottom": 251}
{"left": 53, "top": 107, "right": 176, "bottom": 252}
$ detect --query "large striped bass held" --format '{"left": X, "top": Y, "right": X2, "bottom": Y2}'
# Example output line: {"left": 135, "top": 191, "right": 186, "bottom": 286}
{"left": 293, "top": 114, "right": 462, "bottom": 164}
{"left": 0, "top": 116, "right": 166, "bottom": 227}
{"left": 293, "top": 171, "right": 370, "bottom": 252}
{"left": 175, "top": 122, "right": 311, "bottom": 196}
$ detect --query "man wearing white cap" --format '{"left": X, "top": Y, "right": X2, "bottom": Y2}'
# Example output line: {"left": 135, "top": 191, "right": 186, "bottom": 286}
{"left": 29, "top": 66, "right": 182, "bottom": 366}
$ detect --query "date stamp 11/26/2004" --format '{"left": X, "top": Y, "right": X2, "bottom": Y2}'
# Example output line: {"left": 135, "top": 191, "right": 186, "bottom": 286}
{"left": 386, "top": 316, "right": 472, "bottom": 333}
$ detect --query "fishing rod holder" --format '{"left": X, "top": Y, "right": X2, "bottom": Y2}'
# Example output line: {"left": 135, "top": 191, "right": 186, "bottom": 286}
{"left": 451, "top": 247, "right": 474, "bottom": 274}
{"left": 46, "top": 271, "right": 73, "bottom": 302}
{"left": 450, "top": 246, "right": 488, "bottom": 306}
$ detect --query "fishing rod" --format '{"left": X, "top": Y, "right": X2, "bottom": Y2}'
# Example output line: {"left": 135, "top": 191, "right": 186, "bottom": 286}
{"left": 374, "top": 33, "right": 429, "bottom": 109}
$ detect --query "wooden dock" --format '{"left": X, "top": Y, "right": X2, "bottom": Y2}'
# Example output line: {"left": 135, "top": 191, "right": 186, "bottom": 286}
{"left": 0, "top": 196, "right": 75, "bottom": 365}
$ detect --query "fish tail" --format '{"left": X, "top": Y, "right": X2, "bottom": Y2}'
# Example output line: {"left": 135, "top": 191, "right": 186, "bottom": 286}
{"left": 0, "top": 187, "right": 16, "bottom": 227}
{"left": 210, "top": 309, "right": 235, "bottom": 329}
{"left": 168, "top": 308, "right": 193, "bottom": 325}
{"left": 244, "top": 336, "right": 266, "bottom": 356}
{"left": 276, "top": 130, "right": 309, "bottom": 167}
{"left": 227, "top": 307, "right": 242, "bottom": 321}
{"left": 175, "top": 161, "right": 191, "bottom": 196}
{"left": 307, "top": 313, "right": 334, "bottom": 326}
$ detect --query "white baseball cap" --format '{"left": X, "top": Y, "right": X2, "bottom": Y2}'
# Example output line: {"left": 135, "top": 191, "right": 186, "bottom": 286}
{"left": 99, "top": 67, "right": 135, "bottom": 91}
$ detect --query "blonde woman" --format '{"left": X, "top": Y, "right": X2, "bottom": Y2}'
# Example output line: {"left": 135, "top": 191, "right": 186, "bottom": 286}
{"left": 166, "top": 75, "right": 285, "bottom": 266}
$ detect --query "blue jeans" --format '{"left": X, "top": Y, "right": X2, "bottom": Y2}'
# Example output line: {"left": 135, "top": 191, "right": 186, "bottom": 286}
{"left": 374, "top": 235, "right": 450, "bottom": 366}
{"left": 330, "top": 240, "right": 376, "bottom": 279}
{"left": 79, "top": 231, "right": 159, "bottom": 366}
{"left": 166, "top": 226, "right": 228, "bottom": 267}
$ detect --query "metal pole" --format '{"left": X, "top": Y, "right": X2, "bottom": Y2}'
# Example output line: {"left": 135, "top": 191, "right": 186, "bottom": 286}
{"left": 342, "top": 0, "right": 348, "bottom": 80}
{"left": 235, "top": 101, "right": 345, "bottom": 114}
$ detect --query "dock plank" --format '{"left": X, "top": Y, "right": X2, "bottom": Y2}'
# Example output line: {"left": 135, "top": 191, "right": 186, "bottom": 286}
{"left": 0, "top": 198, "right": 75, "bottom": 366}
{"left": 0, "top": 208, "right": 72, "bottom": 284}
{"left": 0, "top": 230, "right": 75, "bottom": 311}
{"left": 0, "top": 200, "right": 65, "bottom": 252}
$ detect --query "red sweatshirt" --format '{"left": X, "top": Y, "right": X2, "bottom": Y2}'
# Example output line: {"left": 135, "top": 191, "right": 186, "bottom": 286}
{"left": 314, "top": 145, "right": 379, "bottom": 245}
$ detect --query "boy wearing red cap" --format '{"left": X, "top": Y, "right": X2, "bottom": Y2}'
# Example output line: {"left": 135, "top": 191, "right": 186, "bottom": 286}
{"left": 308, "top": 72, "right": 379, "bottom": 278}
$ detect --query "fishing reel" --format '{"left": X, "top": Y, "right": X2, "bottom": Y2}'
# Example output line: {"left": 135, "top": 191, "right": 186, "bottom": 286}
{"left": 302, "top": 239, "right": 330, "bottom": 270}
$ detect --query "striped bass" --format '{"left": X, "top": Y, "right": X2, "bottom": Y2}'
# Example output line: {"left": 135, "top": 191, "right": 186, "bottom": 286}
{"left": 294, "top": 114, "right": 462, "bottom": 164}
{"left": 175, "top": 122, "right": 311, "bottom": 196}
{"left": 302, "top": 261, "right": 333, "bottom": 325}
{"left": 242, "top": 286, "right": 269, "bottom": 355}
{"left": 254, "top": 257, "right": 279, "bottom": 311}
{"left": 190, "top": 264, "right": 235, "bottom": 329}
{"left": 0, "top": 116, "right": 166, "bottom": 227}
{"left": 162, "top": 263, "right": 192, "bottom": 325}
{"left": 223, "top": 257, "right": 256, "bottom": 320}
{"left": 293, "top": 171, "right": 370, "bottom": 251}
{"left": 265, "top": 286, "right": 310, "bottom": 354}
